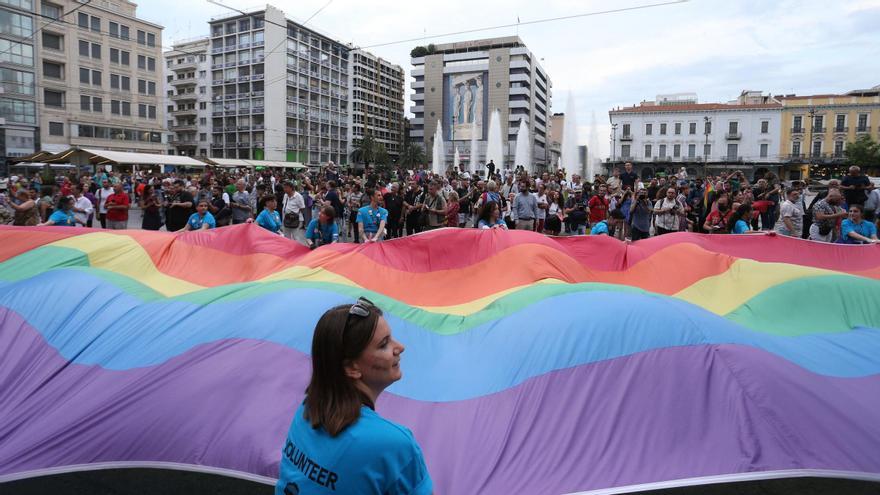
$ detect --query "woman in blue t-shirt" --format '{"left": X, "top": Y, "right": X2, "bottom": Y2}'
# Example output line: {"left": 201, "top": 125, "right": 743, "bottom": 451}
{"left": 476, "top": 200, "right": 507, "bottom": 230}
{"left": 728, "top": 203, "right": 753, "bottom": 234}
{"left": 839, "top": 205, "right": 879, "bottom": 244}
{"left": 276, "top": 298, "right": 433, "bottom": 495}
{"left": 255, "top": 195, "right": 282, "bottom": 234}
{"left": 38, "top": 196, "right": 77, "bottom": 227}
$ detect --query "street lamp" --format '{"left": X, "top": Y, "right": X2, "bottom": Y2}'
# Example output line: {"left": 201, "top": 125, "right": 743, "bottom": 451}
{"left": 703, "top": 116, "right": 711, "bottom": 178}
{"left": 611, "top": 123, "right": 618, "bottom": 163}
{"left": 807, "top": 107, "right": 816, "bottom": 168}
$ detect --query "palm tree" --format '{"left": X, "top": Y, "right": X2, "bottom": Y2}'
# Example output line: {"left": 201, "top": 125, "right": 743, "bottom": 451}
{"left": 398, "top": 143, "right": 427, "bottom": 169}
{"left": 350, "top": 135, "right": 379, "bottom": 165}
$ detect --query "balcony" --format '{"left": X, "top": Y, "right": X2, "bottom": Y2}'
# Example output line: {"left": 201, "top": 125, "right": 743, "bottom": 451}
{"left": 723, "top": 155, "right": 743, "bottom": 162}
{"left": 856, "top": 126, "right": 871, "bottom": 133}
{"left": 619, "top": 134, "right": 633, "bottom": 141}
{"left": 170, "top": 123, "right": 198, "bottom": 132}
{"left": 725, "top": 132, "right": 741, "bottom": 140}
{"left": 171, "top": 77, "right": 197, "bottom": 86}
{"left": 170, "top": 140, "right": 198, "bottom": 147}
{"left": 171, "top": 93, "right": 198, "bottom": 101}
{"left": 237, "top": 142, "right": 251, "bottom": 148}
{"left": 791, "top": 127, "right": 805, "bottom": 134}
{"left": 787, "top": 153, "right": 805, "bottom": 160}
{"left": 812, "top": 127, "right": 826, "bottom": 133}
{"left": 211, "top": 143, "right": 224, "bottom": 148}
{"left": 174, "top": 59, "right": 198, "bottom": 71}
{"left": 171, "top": 108, "right": 198, "bottom": 116}
{"left": 833, "top": 126, "right": 848, "bottom": 133}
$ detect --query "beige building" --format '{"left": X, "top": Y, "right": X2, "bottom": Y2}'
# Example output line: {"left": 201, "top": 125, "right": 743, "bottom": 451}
{"left": 164, "top": 37, "right": 210, "bottom": 157}
{"left": 549, "top": 112, "right": 564, "bottom": 168}
{"left": 348, "top": 49, "right": 404, "bottom": 162}
{"left": 37, "top": 0, "right": 165, "bottom": 154}
{"left": 410, "top": 36, "right": 552, "bottom": 170}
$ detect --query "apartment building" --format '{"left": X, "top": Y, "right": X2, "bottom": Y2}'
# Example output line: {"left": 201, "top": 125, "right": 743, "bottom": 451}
{"left": 410, "top": 36, "right": 553, "bottom": 170}
{"left": 164, "top": 37, "right": 210, "bottom": 157}
{"left": 348, "top": 49, "right": 404, "bottom": 162}
{"left": 36, "top": 0, "right": 165, "bottom": 154}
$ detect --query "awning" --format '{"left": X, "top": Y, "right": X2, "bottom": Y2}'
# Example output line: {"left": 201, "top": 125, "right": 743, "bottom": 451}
{"left": 80, "top": 148, "right": 206, "bottom": 166}
{"left": 203, "top": 158, "right": 253, "bottom": 168}
{"left": 9, "top": 162, "right": 76, "bottom": 169}
{"left": 245, "top": 160, "right": 306, "bottom": 170}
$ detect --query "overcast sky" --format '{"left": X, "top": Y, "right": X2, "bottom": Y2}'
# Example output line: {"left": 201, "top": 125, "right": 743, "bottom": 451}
{"left": 139, "top": 0, "right": 880, "bottom": 160}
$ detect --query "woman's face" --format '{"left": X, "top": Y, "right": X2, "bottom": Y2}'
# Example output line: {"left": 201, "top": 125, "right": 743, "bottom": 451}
{"left": 352, "top": 317, "right": 404, "bottom": 390}
{"left": 849, "top": 207, "right": 862, "bottom": 222}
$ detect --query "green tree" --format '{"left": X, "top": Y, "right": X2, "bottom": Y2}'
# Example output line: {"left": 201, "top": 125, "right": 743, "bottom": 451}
{"left": 398, "top": 143, "right": 427, "bottom": 169}
{"left": 410, "top": 46, "right": 428, "bottom": 58}
{"left": 845, "top": 135, "right": 880, "bottom": 168}
{"left": 350, "top": 135, "right": 379, "bottom": 165}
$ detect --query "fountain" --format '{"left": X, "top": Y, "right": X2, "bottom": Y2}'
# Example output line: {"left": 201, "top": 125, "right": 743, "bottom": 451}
{"left": 588, "top": 111, "right": 601, "bottom": 182}
{"left": 561, "top": 92, "right": 580, "bottom": 180}
{"left": 514, "top": 119, "right": 531, "bottom": 177}
{"left": 453, "top": 147, "right": 460, "bottom": 173}
{"left": 469, "top": 118, "right": 479, "bottom": 174}
{"left": 432, "top": 121, "right": 444, "bottom": 175}
{"left": 485, "top": 109, "right": 503, "bottom": 176}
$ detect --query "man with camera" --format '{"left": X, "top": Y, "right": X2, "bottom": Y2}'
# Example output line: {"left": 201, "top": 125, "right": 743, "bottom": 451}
{"left": 653, "top": 187, "right": 681, "bottom": 235}
{"left": 629, "top": 188, "right": 653, "bottom": 241}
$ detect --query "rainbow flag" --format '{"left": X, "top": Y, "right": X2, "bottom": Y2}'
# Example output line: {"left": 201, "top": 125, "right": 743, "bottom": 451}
{"left": 703, "top": 179, "right": 714, "bottom": 208}
{"left": 1, "top": 225, "right": 879, "bottom": 493}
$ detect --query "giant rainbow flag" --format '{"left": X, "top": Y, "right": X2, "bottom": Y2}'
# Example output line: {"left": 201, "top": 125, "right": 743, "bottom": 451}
{"left": 1, "top": 224, "right": 879, "bottom": 494}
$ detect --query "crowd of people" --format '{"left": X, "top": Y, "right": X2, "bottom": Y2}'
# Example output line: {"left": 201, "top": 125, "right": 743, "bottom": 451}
{"left": 1, "top": 160, "right": 878, "bottom": 245}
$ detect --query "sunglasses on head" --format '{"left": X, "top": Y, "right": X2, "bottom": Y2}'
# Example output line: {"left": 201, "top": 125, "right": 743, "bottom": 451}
{"left": 343, "top": 297, "right": 377, "bottom": 342}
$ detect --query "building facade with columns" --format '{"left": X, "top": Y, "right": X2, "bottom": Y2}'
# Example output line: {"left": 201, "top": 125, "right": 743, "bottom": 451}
{"left": 608, "top": 91, "right": 782, "bottom": 181}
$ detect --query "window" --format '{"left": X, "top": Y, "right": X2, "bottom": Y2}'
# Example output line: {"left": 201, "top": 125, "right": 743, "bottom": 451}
{"left": 658, "top": 144, "right": 666, "bottom": 158}
{"left": 110, "top": 73, "right": 119, "bottom": 88}
{"left": 673, "top": 144, "right": 681, "bottom": 157}
{"left": 199, "top": 117, "right": 206, "bottom": 125}
{"left": 80, "top": 94, "right": 90, "bottom": 111}
{"left": 200, "top": 132, "right": 207, "bottom": 141}
{"left": 44, "top": 89, "right": 63, "bottom": 107}
{"left": 92, "top": 70, "right": 100, "bottom": 85}
{"left": 645, "top": 123, "right": 652, "bottom": 135}
{"left": 0, "top": 9, "right": 33, "bottom": 37}
{"left": 109, "top": 21, "right": 118, "bottom": 37}
{"left": 644, "top": 144, "right": 652, "bottom": 158}
{"left": 858, "top": 114, "right": 868, "bottom": 130}
{"left": 42, "top": 31, "right": 62, "bottom": 50}
{"left": 199, "top": 102, "right": 206, "bottom": 109}
{"left": 137, "top": 30, "right": 146, "bottom": 45}
{"left": 122, "top": 101, "right": 130, "bottom": 116}
{"left": 111, "top": 99, "right": 120, "bottom": 114}
{"left": 813, "top": 115, "right": 824, "bottom": 131}
{"left": 148, "top": 105, "right": 156, "bottom": 119}
{"left": 110, "top": 48, "right": 118, "bottom": 63}
{"left": 79, "top": 67, "right": 89, "bottom": 83}
{"left": 148, "top": 81, "right": 155, "bottom": 95}
{"left": 49, "top": 121, "right": 64, "bottom": 136}
{"left": 0, "top": 39, "right": 33, "bottom": 66}
{"left": 2, "top": 0, "right": 33, "bottom": 9}
{"left": 704, "top": 120, "right": 711, "bottom": 134}
{"left": 199, "top": 86, "right": 205, "bottom": 94}
{"left": 728, "top": 121, "right": 738, "bottom": 134}
{"left": 147, "top": 57, "right": 155, "bottom": 71}
{"left": 138, "top": 103, "right": 147, "bottom": 117}
{"left": 760, "top": 143, "right": 768, "bottom": 158}
{"left": 138, "top": 54, "right": 145, "bottom": 69}
{"left": 674, "top": 123, "right": 681, "bottom": 135}
{"left": 147, "top": 33, "right": 155, "bottom": 47}
{"left": 79, "top": 39, "right": 89, "bottom": 56}
{"left": 119, "top": 25, "right": 129, "bottom": 40}
{"left": 121, "top": 50, "right": 129, "bottom": 65}
{"left": 703, "top": 144, "right": 711, "bottom": 157}
{"left": 0, "top": 97, "right": 36, "bottom": 124}
{"left": 792, "top": 141, "right": 801, "bottom": 156}
{"left": 793, "top": 115, "right": 803, "bottom": 130}
{"left": 42, "top": 2, "right": 62, "bottom": 20}
{"left": 92, "top": 96, "right": 101, "bottom": 112}
{"left": 43, "top": 60, "right": 63, "bottom": 79}
{"left": 761, "top": 121, "right": 769, "bottom": 134}
{"left": 835, "top": 114, "right": 845, "bottom": 131}
{"left": 727, "top": 143, "right": 738, "bottom": 159}
{"left": 621, "top": 144, "right": 630, "bottom": 158}
{"left": 138, "top": 79, "right": 146, "bottom": 94}
{"left": 834, "top": 140, "right": 844, "bottom": 157}
{"left": 812, "top": 140, "right": 821, "bottom": 157}
{"left": 90, "top": 16, "right": 100, "bottom": 32}
{"left": 689, "top": 122, "right": 696, "bottom": 135}
{"left": 659, "top": 123, "right": 666, "bottom": 135}
{"left": 622, "top": 123, "right": 630, "bottom": 136}
{"left": 78, "top": 12, "right": 88, "bottom": 28}
{"left": 0, "top": 67, "right": 34, "bottom": 95}
{"left": 687, "top": 144, "right": 696, "bottom": 158}
{"left": 91, "top": 43, "right": 100, "bottom": 59}
{"left": 122, "top": 76, "right": 129, "bottom": 90}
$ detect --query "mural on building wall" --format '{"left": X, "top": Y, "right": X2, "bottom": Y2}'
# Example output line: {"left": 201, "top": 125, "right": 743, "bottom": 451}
{"left": 445, "top": 72, "right": 486, "bottom": 141}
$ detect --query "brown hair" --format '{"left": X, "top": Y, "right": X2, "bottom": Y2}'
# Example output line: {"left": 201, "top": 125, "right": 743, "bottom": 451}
{"left": 304, "top": 303, "right": 384, "bottom": 436}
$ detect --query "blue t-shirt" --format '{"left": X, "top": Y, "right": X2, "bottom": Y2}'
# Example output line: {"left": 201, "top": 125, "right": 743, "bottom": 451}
{"left": 187, "top": 211, "right": 216, "bottom": 230}
{"left": 305, "top": 219, "right": 339, "bottom": 244}
{"left": 256, "top": 209, "right": 282, "bottom": 233}
{"left": 733, "top": 219, "right": 750, "bottom": 234}
{"left": 276, "top": 404, "right": 432, "bottom": 495}
{"left": 840, "top": 218, "right": 877, "bottom": 244}
{"left": 356, "top": 205, "right": 388, "bottom": 233}
{"left": 590, "top": 220, "right": 610, "bottom": 235}
{"left": 48, "top": 209, "right": 76, "bottom": 227}
{"left": 477, "top": 218, "right": 506, "bottom": 229}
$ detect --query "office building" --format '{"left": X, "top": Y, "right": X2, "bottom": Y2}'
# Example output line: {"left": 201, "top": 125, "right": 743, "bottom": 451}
{"left": 409, "top": 36, "right": 552, "bottom": 171}
{"left": 348, "top": 49, "right": 404, "bottom": 162}
{"left": 36, "top": 0, "right": 166, "bottom": 155}
{"left": 608, "top": 91, "right": 782, "bottom": 180}
{"left": 1, "top": 0, "right": 39, "bottom": 169}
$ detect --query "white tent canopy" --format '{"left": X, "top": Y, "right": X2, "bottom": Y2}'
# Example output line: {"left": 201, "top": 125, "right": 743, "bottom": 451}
{"left": 246, "top": 159, "right": 306, "bottom": 169}
{"left": 203, "top": 158, "right": 306, "bottom": 169}
{"left": 205, "top": 158, "right": 251, "bottom": 168}
{"left": 80, "top": 148, "right": 205, "bottom": 166}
